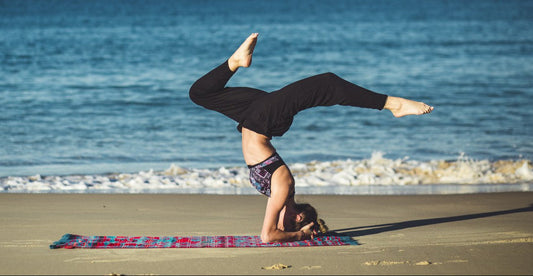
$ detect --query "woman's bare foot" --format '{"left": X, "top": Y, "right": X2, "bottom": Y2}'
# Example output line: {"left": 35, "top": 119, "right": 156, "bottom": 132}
{"left": 384, "top": 96, "right": 434, "bottom": 117}
{"left": 228, "top": 33, "right": 259, "bottom": 72}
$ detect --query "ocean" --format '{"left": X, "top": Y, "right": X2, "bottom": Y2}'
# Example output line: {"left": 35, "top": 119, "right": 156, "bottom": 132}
{"left": 1, "top": 0, "right": 532, "bottom": 193}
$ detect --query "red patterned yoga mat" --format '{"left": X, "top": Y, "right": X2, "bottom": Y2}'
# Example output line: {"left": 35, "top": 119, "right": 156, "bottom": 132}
{"left": 50, "top": 233, "right": 358, "bottom": 249}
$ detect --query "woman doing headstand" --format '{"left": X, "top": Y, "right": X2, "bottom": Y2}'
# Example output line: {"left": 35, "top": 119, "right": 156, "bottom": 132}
{"left": 189, "top": 33, "right": 433, "bottom": 243}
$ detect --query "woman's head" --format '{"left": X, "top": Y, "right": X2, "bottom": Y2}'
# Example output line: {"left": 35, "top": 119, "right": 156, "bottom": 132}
{"left": 293, "top": 203, "right": 329, "bottom": 234}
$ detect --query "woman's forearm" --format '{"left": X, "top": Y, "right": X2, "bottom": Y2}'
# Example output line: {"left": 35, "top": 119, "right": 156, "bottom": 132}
{"left": 261, "top": 228, "right": 306, "bottom": 243}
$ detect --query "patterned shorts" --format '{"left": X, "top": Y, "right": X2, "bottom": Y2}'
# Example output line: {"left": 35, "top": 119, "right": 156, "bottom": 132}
{"left": 248, "top": 152, "right": 286, "bottom": 197}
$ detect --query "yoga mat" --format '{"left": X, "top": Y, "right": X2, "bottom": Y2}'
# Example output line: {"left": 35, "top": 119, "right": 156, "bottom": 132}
{"left": 50, "top": 233, "right": 358, "bottom": 249}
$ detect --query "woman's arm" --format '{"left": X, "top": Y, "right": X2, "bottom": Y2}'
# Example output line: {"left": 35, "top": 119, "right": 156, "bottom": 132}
{"left": 260, "top": 166, "right": 314, "bottom": 243}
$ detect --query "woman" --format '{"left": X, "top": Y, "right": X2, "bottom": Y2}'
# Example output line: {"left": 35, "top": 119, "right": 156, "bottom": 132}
{"left": 189, "top": 33, "right": 433, "bottom": 243}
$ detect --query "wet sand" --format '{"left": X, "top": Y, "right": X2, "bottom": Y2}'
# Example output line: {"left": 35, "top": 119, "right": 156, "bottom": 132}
{"left": 0, "top": 192, "right": 532, "bottom": 275}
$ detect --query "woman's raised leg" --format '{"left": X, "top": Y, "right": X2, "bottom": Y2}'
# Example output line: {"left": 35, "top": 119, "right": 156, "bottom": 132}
{"left": 189, "top": 33, "right": 259, "bottom": 101}
{"left": 189, "top": 33, "right": 266, "bottom": 123}
{"left": 266, "top": 72, "right": 433, "bottom": 119}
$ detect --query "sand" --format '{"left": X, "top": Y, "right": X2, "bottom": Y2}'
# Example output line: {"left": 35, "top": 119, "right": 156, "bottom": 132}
{"left": 0, "top": 192, "right": 532, "bottom": 275}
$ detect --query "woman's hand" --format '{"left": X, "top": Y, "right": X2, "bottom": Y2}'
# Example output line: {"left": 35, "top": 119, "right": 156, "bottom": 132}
{"left": 299, "top": 222, "right": 316, "bottom": 240}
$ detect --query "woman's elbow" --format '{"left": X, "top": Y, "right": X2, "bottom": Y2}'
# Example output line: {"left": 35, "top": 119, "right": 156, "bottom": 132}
{"left": 260, "top": 232, "right": 273, "bottom": 243}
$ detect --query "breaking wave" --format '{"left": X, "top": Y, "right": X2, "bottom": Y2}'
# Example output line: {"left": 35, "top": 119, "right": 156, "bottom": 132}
{"left": 2, "top": 153, "right": 532, "bottom": 194}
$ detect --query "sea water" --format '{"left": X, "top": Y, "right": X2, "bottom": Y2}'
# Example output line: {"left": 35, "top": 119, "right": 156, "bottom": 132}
{"left": 1, "top": 0, "right": 532, "bottom": 193}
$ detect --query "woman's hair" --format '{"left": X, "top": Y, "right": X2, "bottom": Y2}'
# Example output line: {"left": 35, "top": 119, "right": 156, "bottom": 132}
{"left": 294, "top": 203, "right": 329, "bottom": 234}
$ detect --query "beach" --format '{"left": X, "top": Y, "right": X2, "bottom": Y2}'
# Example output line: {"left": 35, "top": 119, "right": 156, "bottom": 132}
{"left": 1, "top": 192, "right": 531, "bottom": 275}
{"left": 2, "top": 1, "right": 532, "bottom": 274}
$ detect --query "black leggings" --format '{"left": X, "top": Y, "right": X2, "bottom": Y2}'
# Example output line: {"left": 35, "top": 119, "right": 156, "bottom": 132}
{"left": 189, "top": 61, "right": 388, "bottom": 137}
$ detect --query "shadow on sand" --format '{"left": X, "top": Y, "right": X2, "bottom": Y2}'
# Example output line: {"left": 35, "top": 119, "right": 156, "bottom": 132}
{"left": 332, "top": 204, "right": 533, "bottom": 238}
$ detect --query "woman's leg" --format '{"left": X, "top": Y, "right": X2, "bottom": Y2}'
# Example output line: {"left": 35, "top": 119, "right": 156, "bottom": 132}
{"left": 189, "top": 60, "right": 236, "bottom": 102}
{"left": 189, "top": 33, "right": 258, "bottom": 100}
{"left": 189, "top": 34, "right": 267, "bottom": 123}
{"left": 266, "top": 72, "right": 432, "bottom": 119}
{"left": 255, "top": 72, "right": 388, "bottom": 127}
{"left": 189, "top": 33, "right": 258, "bottom": 98}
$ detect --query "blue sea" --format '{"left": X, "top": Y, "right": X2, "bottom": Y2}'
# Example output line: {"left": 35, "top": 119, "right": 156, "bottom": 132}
{"left": 1, "top": 0, "right": 532, "bottom": 193}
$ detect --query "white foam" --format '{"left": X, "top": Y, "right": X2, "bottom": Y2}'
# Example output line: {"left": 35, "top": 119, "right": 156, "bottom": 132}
{"left": 1, "top": 153, "right": 532, "bottom": 194}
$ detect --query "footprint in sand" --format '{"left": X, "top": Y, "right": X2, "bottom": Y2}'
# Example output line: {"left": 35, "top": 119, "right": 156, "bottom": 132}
{"left": 261, "top": 263, "right": 291, "bottom": 270}
{"left": 364, "top": 260, "right": 434, "bottom": 266}
{"left": 300, "top": 265, "right": 322, "bottom": 270}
